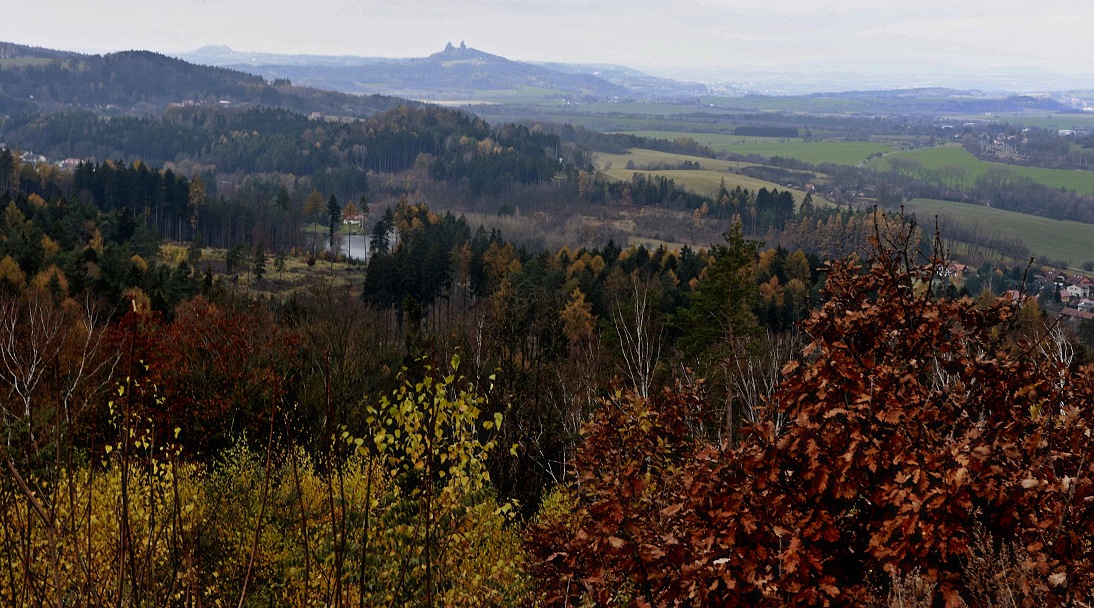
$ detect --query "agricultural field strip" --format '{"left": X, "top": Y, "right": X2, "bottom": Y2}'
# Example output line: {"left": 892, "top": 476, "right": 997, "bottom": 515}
{"left": 602, "top": 168, "right": 806, "bottom": 206}
{"left": 905, "top": 198, "right": 1094, "bottom": 266}
{"left": 594, "top": 148, "right": 761, "bottom": 172}
{"left": 608, "top": 130, "right": 893, "bottom": 165}
{"left": 871, "top": 144, "right": 1094, "bottom": 195}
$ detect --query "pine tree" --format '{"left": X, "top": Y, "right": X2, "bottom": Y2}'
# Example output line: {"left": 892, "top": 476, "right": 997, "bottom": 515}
{"left": 370, "top": 207, "right": 394, "bottom": 256}
{"left": 187, "top": 233, "right": 203, "bottom": 265}
{"left": 304, "top": 189, "right": 324, "bottom": 255}
{"left": 326, "top": 195, "right": 341, "bottom": 268}
{"left": 252, "top": 244, "right": 267, "bottom": 281}
{"left": 326, "top": 195, "right": 341, "bottom": 250}
{"left": 274, "top": 249, "right": 287, "bottom": 278}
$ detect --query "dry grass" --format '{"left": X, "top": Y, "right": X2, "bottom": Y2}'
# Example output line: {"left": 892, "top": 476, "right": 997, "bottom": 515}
{"left": 179, "top": 245, "right": 362, "bottom": 299}
{"left": 884, "top": 569, "right": 934, "bottom": 608}
{"left": 876, "top": 528, "right": 1053, "bottom": 608}
{"left": 455, "top": 204, "right": 726, "bottom": 252}
{"left": 962, "top": 532, "right": 1045, "bottom": 608}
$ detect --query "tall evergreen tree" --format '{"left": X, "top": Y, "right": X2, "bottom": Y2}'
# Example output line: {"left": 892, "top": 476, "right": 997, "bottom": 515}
{"left": 370, "top": 207, "right": 394, "bottom": 257}
{"left": 326, "top": 194, "right": 341, "bottom": 252}
{"left": 672, "top": 220, "right": 761, "bottom": 360}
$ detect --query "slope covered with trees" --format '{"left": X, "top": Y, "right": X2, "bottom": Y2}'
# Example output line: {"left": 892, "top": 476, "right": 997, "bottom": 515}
{"left": 3, "top": 44, "right": 1094, "bottom": 605}
{"left": 3, "top": 149, "right": 1094, "bottom": 605}
{"left": 0, "top": 42, "right": 408, "bottom": 117}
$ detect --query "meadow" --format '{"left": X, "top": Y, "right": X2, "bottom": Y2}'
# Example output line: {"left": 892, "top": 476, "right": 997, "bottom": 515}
{"left": 609, "top": 130, "right": 893, "bottom": 165}
{"left": 594, "top": 148, "right": 760, "bottom": 172}
{"left": 602, "top": 167, "right": 807, "bottom": 206}
{"left": 871, "top": 144, "right": 1094, "bottom": 194}
{"left": 905, "top": 198, "right": 1094, "bottom": 267}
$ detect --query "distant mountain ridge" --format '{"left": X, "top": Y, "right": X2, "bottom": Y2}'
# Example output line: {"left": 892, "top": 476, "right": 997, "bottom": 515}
{"left": 185, "top": 44, "right": 387, "bottom": 68}
{"left": 0, "top": 42, "right": 412, "bottom": 117}
{"left": 178, "top": 43, "right": 713, "bottom": 101}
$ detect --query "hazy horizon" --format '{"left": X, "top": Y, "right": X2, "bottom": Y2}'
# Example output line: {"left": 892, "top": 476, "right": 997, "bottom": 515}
{"left": 5, "top": 0, "right": 1093, "bottom": 92}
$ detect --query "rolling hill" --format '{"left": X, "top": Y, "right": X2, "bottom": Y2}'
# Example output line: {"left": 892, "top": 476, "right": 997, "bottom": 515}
{"left": 179, "top": 43, "right": 711, "bottom": 102}
{"left": 0, "top": 41, "right": 411, "bottom": 117}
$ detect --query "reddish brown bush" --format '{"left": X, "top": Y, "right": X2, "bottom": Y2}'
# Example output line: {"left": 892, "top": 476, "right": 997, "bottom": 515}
{"left": 529, "top": 220, "right": 1094, "bottom": 606}
{"left": 142, "top": 296, "right": 300, "bottom": 453}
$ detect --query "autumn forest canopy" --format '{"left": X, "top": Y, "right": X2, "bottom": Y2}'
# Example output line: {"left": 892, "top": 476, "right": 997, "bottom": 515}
{"left": 1, "top": 44, "right": 1094, "bottom": 607}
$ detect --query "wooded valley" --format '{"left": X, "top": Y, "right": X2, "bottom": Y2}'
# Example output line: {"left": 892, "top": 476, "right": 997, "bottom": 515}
{"left": 1, "top": 45, "right": 1094, "bottom": 607}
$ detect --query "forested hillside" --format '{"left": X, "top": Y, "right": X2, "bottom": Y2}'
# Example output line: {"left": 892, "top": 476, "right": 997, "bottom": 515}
{"left": 3, "top": 42, "right": 1094, "bottom": 607}
{"left": 3, "top": 153, "right": 1094, "bottom": 604}
{"left": 0, "top": 102, "right": 569, "bottom": 245}
{"left": 0, "top": 42, "right": 408, "bottom": 117}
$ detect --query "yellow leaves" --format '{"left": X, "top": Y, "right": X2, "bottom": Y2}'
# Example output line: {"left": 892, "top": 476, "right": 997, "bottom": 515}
{"left": 130, "top": 253, "right": 148, "bottom": 273}
{"left": 123, "top": 287, "right": 151, "bottom": 314}
{"left": 3, "top": 200, "right": 27, "bottom": 228}
{"left": 30, "top": 264, "right": 69, "bottom": 293}
{"left": 561, "top": 288, "right": 597, "bottom": 348}
{"left": 40, "top": 234, "right": 60, "bottom": 260}
{"left": 88, "top": 227, "right": 104, "bottom": 253}
{"left": 0, "top": 254, "right": 26, "bottom": 292}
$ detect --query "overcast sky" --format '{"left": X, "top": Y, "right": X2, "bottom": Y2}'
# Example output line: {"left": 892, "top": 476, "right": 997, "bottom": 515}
{"left": 5, "top": 0, "right": 1092, "bottom": 81}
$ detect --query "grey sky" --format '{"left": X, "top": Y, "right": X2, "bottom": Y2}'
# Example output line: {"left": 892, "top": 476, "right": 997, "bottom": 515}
{"left": 5, "top": 0, "right": 1092, "bottom": 80}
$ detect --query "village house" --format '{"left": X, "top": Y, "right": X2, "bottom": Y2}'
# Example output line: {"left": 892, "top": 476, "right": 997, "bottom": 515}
{"left": 1062, "top": 307, "right": 1094, "bottom": 324}
{"left": 20, "top": 151, "right": 47, "bottom": 165}
{"left": 937, "top": 262, "right": 966, "bottom": 278}
{"left": 1067, "top": 284, "right": 1089, "bottom": 300}
{"left": 1065, "top": 275, "right": 1093, "bottom": 299}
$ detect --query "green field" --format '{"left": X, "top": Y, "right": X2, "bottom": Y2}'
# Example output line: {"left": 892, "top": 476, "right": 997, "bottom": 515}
{"left": 871, "top": 144, "right": 1094, "bottom": 195}
{"left": 905, "top": 198, "right": 1094, "bottom": 266}
{"left": 609, "top": 130, "right": 892, "bottom": 165}
{"left": 602, "top": 168, "right": 806, "bottom": 206}
{"left": 594, "top": 148, "right": 760, "bottom": 173}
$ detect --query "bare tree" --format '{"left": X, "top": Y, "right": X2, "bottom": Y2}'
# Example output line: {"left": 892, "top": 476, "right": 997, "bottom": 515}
{"left": 0, "top": 290, "right": 68, "bottom": 423}
{"left": 0, "top": 289, "right": 119, "bottom": 608}
{"left": 727, "top": 330, "right": 801, "bottom": 438}
{"left": 613, "top": 273, "right": 663, "bottom": 399}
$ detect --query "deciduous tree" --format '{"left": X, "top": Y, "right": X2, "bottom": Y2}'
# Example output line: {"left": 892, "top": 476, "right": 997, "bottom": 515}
{"left": 531, "top": 214, "right": 1094, "bottom": 607}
